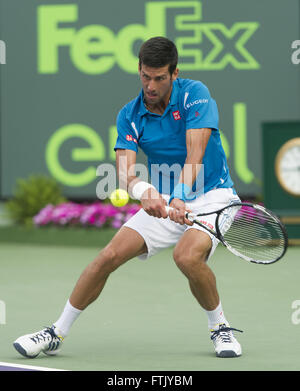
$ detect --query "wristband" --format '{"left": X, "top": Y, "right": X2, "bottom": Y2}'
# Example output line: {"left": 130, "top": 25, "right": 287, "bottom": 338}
{"left": 131, "top": 181, "right": 155, "bottom": 200}
{"left": 169, "top": 183, "right": 195, "bottom": 204}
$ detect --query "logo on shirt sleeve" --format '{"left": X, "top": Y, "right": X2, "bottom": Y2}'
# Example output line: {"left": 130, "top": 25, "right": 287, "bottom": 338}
{"left": 126, "top": 134, "right": 137, "bottom": 143}
{"left": 172, "top": 110, "right": 181, "bottom": 120}
{"left": 183, "top": 92, "right": 208, "bottom": 110}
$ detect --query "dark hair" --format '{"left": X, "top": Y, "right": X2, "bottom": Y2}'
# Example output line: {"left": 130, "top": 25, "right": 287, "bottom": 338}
{"left": 138, "top": 36, "right": 178, "bottom": 75}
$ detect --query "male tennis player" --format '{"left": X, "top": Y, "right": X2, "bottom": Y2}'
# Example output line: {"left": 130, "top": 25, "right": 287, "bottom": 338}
{"left": 14, "top": 37, "right": 242, "bottom": 358}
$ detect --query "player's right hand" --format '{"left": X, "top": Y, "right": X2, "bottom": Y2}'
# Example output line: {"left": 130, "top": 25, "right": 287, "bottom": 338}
{"left": 141, "top": 188, "right": 168, "bottom": 218}
{"left": 168, "top": 198, "right": 193, "bottom": 226}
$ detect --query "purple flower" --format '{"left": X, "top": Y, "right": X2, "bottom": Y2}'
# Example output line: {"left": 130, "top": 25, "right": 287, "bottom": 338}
{"left": 235, "top": 201, "right": 265, "bottom": 222}
{"left": 111, "top": 219, "right": 123, "bottom": 229}
{"left": 33, "top": 204, "right": 54, "bottom": 226}
{"left": 33, "top": 201, "right": 141, "bottom": 228}
{"left": 51, "top": 203, "right": 83, "bottom": 225}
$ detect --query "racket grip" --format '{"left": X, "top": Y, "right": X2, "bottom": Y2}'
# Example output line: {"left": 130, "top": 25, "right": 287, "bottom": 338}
{"left": 165, "top": 206, "right": 173, "bottom": 214}
{"left": 165, "top": 206, "right": 191, "bottom": 220}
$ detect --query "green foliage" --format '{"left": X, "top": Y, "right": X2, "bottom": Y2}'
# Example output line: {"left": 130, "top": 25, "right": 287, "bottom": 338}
{"left": 5, "top": 175, "right": 66, "bottom": 226}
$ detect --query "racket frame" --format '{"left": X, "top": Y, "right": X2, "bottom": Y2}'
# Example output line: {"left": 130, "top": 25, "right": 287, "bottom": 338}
{"left": 185, "top": 202, "right": 288, "bottom": 265}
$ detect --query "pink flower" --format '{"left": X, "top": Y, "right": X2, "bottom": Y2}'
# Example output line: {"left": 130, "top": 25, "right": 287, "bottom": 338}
{"left": 33, "top": 201, "right": 141, "bottom": 228}
{"left": 111, "top": 219, "right": 123, "bottom": 229}
{"left": 33, "top": 204, "right": 54, "bottom": 226}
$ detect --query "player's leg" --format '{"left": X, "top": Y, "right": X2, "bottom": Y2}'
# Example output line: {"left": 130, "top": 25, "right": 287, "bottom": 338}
{"left": 173, "top": 228, "right": 242, "bottom": 357}
{"left": 68, "top": 226, "right": 147, "bottom": 311}
{"left": 13, "top": 226, "right": 147, "bottom": 358}
{"left": 173, "top": 229, "right": 220, "bottom": 310}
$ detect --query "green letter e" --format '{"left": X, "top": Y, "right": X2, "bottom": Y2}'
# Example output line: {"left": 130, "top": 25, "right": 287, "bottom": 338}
{"left": 45, "top": 124, "right": 105, "bottom": 187}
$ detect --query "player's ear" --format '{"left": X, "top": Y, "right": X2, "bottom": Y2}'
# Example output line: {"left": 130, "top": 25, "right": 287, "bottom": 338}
{"left": 172, "top": 68, "right": 179, "bottom": 81}
{"left": 138, "top": 62, "right": 142, "bottom": 74}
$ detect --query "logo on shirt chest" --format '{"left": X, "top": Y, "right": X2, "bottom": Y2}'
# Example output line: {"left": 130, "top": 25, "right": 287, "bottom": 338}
{"left": 172, "top": 110, "right": 181, "bottom": 120}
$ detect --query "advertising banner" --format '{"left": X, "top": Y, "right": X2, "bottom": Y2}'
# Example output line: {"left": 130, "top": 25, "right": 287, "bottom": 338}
{"left": 0, "top": 0, "right": 299, "bottom": 198}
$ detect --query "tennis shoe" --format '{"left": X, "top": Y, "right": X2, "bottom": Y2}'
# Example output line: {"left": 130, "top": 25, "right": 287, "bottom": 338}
{"left": 13, "top": 325, "right": 64, "bottom": 358}
{"left": 210, "top": 323, "right": 243, "bottom": 358}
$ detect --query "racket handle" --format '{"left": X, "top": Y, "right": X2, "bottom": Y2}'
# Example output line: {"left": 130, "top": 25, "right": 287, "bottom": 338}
{"left": 165, "top": 206, "right": 193, "bottom": 221}
{"left": 165, "top": 206, "right": 173, "bottom": 214}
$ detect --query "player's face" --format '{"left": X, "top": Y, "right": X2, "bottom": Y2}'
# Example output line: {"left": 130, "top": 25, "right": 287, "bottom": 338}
{"left": 139, "top": 64, "right": 178, "bottom": 107}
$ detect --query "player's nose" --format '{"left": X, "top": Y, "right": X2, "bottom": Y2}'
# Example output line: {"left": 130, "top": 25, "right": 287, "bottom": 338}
{"left": 147, "top": 80, "right": 156, "bottom": 92}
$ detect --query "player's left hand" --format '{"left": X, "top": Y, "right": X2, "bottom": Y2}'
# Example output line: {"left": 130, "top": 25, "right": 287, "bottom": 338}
{"left": 168, "top": 198, "right": 193, "bottom": 226}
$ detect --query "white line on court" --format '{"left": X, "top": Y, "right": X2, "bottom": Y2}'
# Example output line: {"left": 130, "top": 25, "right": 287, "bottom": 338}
{"left": 0, "top": 361, "right": 68, "bottom": 371}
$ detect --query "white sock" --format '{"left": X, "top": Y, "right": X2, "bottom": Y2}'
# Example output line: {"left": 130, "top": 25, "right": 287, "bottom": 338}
{"left": 205, "top": 302, "right": 229, "bottom": 330}
{"left": 53, "top": 300, "right": 82, "bottom": 338}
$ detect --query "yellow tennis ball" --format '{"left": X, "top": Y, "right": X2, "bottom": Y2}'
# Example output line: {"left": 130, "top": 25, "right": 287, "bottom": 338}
{"left": 110, "top": 189, "right": 129, "bottom": 207}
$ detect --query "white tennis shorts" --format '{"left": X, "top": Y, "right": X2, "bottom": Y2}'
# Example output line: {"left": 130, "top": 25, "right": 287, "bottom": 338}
{"left": 123, "top": 187, "right": 240, "bottom": 261}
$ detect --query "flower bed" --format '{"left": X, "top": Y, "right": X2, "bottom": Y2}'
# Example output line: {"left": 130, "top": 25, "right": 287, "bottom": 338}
{"left": 33, "top": 202, "right": 141, "bottom": 229}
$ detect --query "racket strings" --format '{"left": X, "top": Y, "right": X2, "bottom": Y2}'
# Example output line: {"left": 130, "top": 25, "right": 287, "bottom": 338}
{"left": 219, "top": 205, "right": 286, "bottom": 263}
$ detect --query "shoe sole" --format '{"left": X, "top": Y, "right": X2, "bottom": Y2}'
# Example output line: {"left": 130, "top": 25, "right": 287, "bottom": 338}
{"left": 13, "top": 342, "right": 39, "bottom": 358}
{"left": 43, "top": 349, "right": 61, "bottom": 356}
{"left": 216, "top": 350, "right": 241, "bottom": 358}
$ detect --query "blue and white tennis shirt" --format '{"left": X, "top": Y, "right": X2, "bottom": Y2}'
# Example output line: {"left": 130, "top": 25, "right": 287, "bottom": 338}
{"left": 114, "top": 78, "right": 234, "bottom": 198}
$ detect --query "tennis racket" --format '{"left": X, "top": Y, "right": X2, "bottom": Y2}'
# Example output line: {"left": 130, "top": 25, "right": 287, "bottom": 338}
{"left": 165, "top": 202, "right": 288, "bottom": 265}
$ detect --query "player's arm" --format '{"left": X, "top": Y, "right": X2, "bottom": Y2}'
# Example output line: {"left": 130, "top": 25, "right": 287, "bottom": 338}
{"left": 181, "top": 127, "right": 211, "bottom": 187}
{"left": 168, "top": 128, "right": 211, "bottom": 225}
{"left": 116, "top": 149, "right": 168, "bottom": 218}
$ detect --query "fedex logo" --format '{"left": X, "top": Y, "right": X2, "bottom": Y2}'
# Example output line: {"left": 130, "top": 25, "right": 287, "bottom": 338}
{"left": 37, "top": 2, "right": 260, "bottom": 75}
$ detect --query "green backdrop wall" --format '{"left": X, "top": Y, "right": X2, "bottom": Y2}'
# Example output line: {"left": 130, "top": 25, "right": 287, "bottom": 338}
{"left": 0, "top": 0, "right": 299, "bottom": 199}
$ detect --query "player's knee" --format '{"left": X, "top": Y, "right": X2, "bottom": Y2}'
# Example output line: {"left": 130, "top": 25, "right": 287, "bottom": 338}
{"left": 173, "top": 247, "right": 209, "bottom": 275}
{"left": 92, "top": 244, "right": 121, "bottom": 275}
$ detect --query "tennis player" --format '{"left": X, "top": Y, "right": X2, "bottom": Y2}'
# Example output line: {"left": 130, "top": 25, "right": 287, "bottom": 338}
{"left": 13, "top": 37, "right": 243, "bottom": 359}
